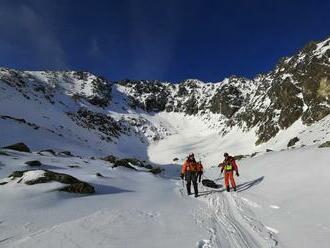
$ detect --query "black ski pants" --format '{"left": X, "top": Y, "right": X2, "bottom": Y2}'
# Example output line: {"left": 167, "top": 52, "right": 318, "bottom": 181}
{"left": 185, "top": 171, "right": 198, "bottom": 196}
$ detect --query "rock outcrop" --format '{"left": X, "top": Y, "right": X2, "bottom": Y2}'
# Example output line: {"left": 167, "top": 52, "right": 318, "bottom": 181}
{"left": 2, "top": 143, "right": 31, "bottom": 153}
{"left": 8, "top": 170, "right": 95, "bottom": 194}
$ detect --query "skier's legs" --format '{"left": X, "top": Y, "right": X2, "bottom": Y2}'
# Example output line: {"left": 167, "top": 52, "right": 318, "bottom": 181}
{"left": 229, "top": 172, "right": 236, "bottom": 188}
{"left": 224, "top": 172, "right": 230, "bottom": 188}
{"left": 186, "top": 181, "right": 191, "bottom": 194}
{"left": 197, "top": 172, "right": 202, "bottom": 182}
{"left": 186, "top": 172, "right": 192, "bottom": 195}
{"left": 191, "top": 172, "right": 198, "bottom": 196}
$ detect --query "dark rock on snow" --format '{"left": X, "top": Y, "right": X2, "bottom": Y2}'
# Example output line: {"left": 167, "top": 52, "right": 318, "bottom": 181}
{"left": 2, "top": 142, "right": 31, "bottom": 153}
{"left": 113, "top": 158, "right": 153, "bottom": 170}
{"left": 319, "top": 141, "right": 330, "bottom": 148}
{"left": 149, "top": 167, "right": 162, "bottom": 174}
{"left": 113, "top": 159, "right": 137, "bottom": 170}
{"left": 102, "top": 155, "right": 117, "bottom": 163}
{"left": 68, "top": 165, "right": 81, "bottom": 168}
{"left": 9, "top": 170, "right": 95, "bottom": 194}
{"left": 58, "top": 151, "right": 74, "bottom": 157}
{"left": 0, "top": 150, "right": 9, "bottom": 156}
{"left": 287, "top": 137, "right": 300, "bottom": 147}
{"left": 25, "top": 160, "right": 42, "bottom": 167}
{"left": 38, "top": 149, "right": 56, "bottom": 156}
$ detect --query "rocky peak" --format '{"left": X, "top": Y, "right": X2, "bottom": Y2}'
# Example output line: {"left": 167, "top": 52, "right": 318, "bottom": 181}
{"left": 1, "top": 36, "right": 329, "bottom": 147}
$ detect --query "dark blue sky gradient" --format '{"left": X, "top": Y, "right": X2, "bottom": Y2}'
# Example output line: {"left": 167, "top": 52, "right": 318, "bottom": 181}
{"left": 0, "top": 0, "right": 329, "bottom": 82}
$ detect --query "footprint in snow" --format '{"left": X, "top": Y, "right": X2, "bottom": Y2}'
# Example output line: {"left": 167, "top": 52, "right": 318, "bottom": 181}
{"left": 196, "top": 239, "right": 211, "bottom": 248}
{"left": 137, "top": 210, "right": 160, "bottom": 218}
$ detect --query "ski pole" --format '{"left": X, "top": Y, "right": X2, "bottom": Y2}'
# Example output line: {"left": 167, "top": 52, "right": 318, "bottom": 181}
{"left": 216, "top": 171, "right": 222, "bottom": 181}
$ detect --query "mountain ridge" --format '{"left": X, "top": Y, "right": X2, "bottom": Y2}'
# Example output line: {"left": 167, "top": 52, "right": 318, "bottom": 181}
{"left": 0, "top": 36, "right": 329, "bottom": 161}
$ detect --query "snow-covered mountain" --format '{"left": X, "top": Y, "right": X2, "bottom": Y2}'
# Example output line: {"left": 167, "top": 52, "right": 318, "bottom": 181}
{"left": 116, "top": 36, "right": 330, "bottom": 146}
{"left": 1, "top": 37, "right": 330, "bottom": 248}
{"left": 1, "top": 36, "right": 330, "bottom": 165}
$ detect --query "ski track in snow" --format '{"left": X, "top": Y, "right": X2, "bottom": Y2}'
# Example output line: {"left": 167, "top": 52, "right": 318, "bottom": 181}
{"left": 193, "top": 185, "right": 279, "bottom": 248}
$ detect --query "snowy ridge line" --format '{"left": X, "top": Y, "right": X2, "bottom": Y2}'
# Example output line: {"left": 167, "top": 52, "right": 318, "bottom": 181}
{"left": 0, "top": 114, "right": 64, "bottom": 138}
{"left": 2, "top": 33, "right": 330, "bottom": 155}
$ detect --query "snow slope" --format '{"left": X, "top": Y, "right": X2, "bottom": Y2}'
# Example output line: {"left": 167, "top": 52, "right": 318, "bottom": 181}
{"left": 0, "top": 150, "right": 209, "bottom": 248}
{"left": 148, "top": 111, "right": 330, "bottom": 168}
{"left": 219, "top": 146, "right": 330, "bottom": 248}
{"left": 0, "top": 35, "right": 330, "bottom": 247}
{"left": 1, "top": 142, "right": 330, "bottom": 247}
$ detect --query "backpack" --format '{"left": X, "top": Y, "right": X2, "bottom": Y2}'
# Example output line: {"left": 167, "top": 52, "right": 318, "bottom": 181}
{"left": 188, "top": 161, "right": 198, "bottom": 172}
{"left": 224, "top": 157, "right": 234, "bottom": 171}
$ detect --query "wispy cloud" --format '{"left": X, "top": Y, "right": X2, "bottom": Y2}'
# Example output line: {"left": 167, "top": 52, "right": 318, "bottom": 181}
{"left": 88, "top": 37, "right": 102, "bottom": 58}
{"left": 0, "top": 1, "right": 67, "bottom": 69}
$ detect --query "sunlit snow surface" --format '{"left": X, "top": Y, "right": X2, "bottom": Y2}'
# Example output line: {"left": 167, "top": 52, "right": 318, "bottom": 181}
{"left": 1, "top": 143, "right": 330, "bottom": 247}
{"left": 0, "top": 35, "right": 330, "bottom": 247}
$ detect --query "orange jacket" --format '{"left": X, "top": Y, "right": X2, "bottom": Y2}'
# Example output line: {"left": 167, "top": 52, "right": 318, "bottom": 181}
{"left": 197, "top": 162, "right": 203, "bottom": 172}
{"left": 219, "top": 156, "right": 238, "bottom": 173}
{"left": 181, "top": 160, "right": 198, "bottom": 174}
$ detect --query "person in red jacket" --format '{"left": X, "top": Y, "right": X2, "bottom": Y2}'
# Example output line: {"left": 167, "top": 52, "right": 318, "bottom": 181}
{"left": 180, "top": 153, "right": 199, "bottom": 197}
{"left": 218, "top": 152, "right": 239, "bottom": 192}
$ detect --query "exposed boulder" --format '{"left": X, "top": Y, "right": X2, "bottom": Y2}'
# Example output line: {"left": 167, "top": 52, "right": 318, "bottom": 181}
{"left": 58, "top": 151, "right": 74, "bottom": 157}
{"left": 38, "top": 149, "right": 56, "bottom": 156}
{"left": 2, "top": 142, "right": 31, "bottom": 153}
{"left": 113, "top": 159, "right": 138, "bottom": 170}
{"left": 287, "top": 137, "right": 300, "bottom": 147}
{"left": 60, "top": 183, "right": 95, "bottom": 194}
{"left": 102, "top": 155, "right": 117, "bottom": 163}
{"left": 0, "top": 150, "right": 9, "bottom": 156}
{"left": 250, "top": 152, "right": 259, "bottom": 157}
{"left": 149, "top": 167, "right": 162, "bottom": 174}
{"left": 25, "top": 160, "right": 42, "bottom": 167}
{"left": 113, "top": 158, "right": 153, "bottom": 170}
{"left": 8, "top": 170, "right": 95, "bottom": 194}
{"left": 319, "top": 141, "right": 330, "bottom": 148}
{"left": 68, "top": 165, "right": 81, "bottom": 168}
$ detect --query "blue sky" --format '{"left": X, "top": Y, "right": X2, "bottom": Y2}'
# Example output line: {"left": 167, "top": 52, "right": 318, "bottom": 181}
{"left": 0, "top": 0, "right": 329, "bottom": 82}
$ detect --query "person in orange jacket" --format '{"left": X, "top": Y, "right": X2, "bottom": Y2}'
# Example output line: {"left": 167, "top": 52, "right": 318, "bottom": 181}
{"left": 218, "top": 152, "right": 239, "bottom": 192}
{"left": 180, "top": 153, "right": 199, "bottom": 197}
{"left": 197, "top": 161, "right": 204, "bottom": 183}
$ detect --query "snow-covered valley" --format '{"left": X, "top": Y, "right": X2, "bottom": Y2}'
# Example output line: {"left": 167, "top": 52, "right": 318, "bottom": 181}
{"left": 1, "top": 139, "right": 330, "bottom": 247}
{"left": 1, "top": 36, "right": 330, "bottom": 247}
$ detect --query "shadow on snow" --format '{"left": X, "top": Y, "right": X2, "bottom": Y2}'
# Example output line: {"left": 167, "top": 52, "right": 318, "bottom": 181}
{"left": 92, "top": 183, "right": 134, "bottom": 195}
{"left": 198, "top": 176, "right": 264, "bottom": 196}
{"left": 236, "top": 176, "right": 264, "bottom": 192}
